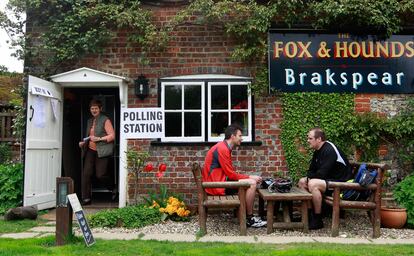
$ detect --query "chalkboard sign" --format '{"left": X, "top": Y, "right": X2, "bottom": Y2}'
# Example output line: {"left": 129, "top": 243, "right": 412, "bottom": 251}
{"left": 67, "top": 193, "right": 95, "bottom": 247}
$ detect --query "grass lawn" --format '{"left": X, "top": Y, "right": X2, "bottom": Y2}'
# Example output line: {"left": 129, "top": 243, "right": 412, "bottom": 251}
{"left": 0, "top": 236, "right": 413, "bottom": 256}
{"left": 0, "top": 215, "right": 48, "bottom": 234}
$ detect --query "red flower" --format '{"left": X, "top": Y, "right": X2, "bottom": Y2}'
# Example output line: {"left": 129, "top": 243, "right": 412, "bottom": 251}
{"left": 158, "top": 163, "right": 167, "bottom": 172}
{"left": 144, "top": 163, "right": 154, "bottom": 172}
{"left": 156, "top": 172, "right": 164, "bottom": 178}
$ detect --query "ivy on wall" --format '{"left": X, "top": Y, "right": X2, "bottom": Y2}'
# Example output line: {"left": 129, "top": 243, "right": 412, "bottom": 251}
{"left": 2, "top": 0, "right": 413, "bottom": 75}
{"left": 2, "top": 0, "right": 167, "bottom": 74}
{"left": 281, "top": 94, "right": 414, "bottom": 181}
{"left": 280, "top": 92, "right": 355, "bottom": 181}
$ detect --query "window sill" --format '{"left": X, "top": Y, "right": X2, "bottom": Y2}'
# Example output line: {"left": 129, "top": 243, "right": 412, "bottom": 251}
{"left": 150, "top": 141, "right": 263, "bottom": 147}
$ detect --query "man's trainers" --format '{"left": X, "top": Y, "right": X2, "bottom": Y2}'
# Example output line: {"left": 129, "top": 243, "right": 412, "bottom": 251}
{"left": 247, "top": 216, "right": 267, "bottom": 228}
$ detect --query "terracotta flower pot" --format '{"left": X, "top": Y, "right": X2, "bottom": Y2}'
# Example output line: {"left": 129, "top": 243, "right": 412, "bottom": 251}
{"left": 380, "top": 207, "right": 407, "bottom": 229}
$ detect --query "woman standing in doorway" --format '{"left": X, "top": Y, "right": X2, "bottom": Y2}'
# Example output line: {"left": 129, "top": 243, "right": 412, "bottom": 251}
{"left": 79, "top": 99, "right": 115, "bottom": 205}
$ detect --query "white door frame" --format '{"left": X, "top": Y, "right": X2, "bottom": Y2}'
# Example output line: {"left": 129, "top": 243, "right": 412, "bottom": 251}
{"left": 51, "top": 67, "right": 129, "bottom": 207}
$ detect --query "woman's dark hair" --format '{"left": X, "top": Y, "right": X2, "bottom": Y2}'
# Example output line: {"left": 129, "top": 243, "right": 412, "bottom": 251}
{"left": 89, "top": 99, "right": 102, "bottom": 108}
{"left": 224, "top": 124, "right": 243, "bottom": 139}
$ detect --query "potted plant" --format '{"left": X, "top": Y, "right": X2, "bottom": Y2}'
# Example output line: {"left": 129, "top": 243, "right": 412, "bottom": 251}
{"left": 390, "top": 174, "right": 414, "bottom": 228}
{"left": 380, "top": 172, "right": 412, "bottom": 229}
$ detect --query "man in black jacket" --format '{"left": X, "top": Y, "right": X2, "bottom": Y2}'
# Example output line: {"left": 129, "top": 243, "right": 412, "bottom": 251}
{"left": 298, "top": 127, "right": 352, "bottom": 229}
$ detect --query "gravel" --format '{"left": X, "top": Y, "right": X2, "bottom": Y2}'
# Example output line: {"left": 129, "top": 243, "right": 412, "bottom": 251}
{"left": 91, "top": 210, "right": 414, "bottom": 239}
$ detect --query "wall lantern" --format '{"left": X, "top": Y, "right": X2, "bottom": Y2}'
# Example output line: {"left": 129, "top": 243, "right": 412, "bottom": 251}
{"left": 134, "top": 74, "right": 149, "bottom": 100}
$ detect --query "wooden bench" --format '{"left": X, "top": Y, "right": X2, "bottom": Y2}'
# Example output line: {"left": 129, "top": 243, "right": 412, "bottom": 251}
{"left": 191, "top": 162, "right": 251, "bottom": 235}
{"left": 323, "top": 161, "right": 389, "bottom": 238}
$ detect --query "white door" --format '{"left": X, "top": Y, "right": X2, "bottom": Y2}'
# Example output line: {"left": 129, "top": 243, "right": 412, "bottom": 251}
{"left": 23, "top": 76, "right": 63, "bottom": 210}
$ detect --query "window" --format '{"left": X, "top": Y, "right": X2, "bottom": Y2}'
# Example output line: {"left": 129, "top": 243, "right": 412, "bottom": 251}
{"left": 208, "top": 82, "right": 252, "bottom": 142}
{"left": 161, "top": 82, "right": 204, "bottom": 142}
{"left": 161, "top": 76, "right": 252, "bottom": 142}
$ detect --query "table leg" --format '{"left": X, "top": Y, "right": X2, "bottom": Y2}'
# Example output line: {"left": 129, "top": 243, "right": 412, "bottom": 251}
{"left": 282, "top": 203, "right": 291, "bottom": 223}
{"left": 266, "top": 201, "right": 274, "bottom": 234}
{"left": 259, "top": 196, "right": 264, "bottom": 217}
{"left": 302, "top": 200, "right": 309, "bottom": 233}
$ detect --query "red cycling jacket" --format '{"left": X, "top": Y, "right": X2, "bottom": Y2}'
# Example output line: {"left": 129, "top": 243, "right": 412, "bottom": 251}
{"left": 202, "top": 141, "right": 249, "bottom": 195}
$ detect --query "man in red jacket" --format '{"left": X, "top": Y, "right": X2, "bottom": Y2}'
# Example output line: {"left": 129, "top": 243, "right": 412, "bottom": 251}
{"left": 203, "top": 124, "right": 266, "bottom": 228}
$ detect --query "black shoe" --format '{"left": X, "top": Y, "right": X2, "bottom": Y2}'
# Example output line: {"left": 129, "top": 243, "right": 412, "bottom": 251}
{"left": 246, "top": 216, "right": 267, "bottom": 228}
{"left": 309, "top": 213, "right": 324, "bottom": 230}
{"left": 81, "top": 199, "right": 91, "bottom": 205}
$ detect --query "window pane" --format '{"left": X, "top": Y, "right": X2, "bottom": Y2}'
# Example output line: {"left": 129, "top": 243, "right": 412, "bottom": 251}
{"left": 165, "top": 113, "right": 181, "bottom": 137}
{"left": 184, "top": 85, "right": 201, "bottom": 109}
{"left": 211, "top": 85, "right": 228, "bottom": 109}
{"left": 184, "top": 112, "right": 201, "bottom": 136}
{"left": 211, "top": 112, "right": 228, "bottom": 137}
{"left": 165, "top": 85, "right": 182, "bottom": 110}
{"left": 231, "top": 84, "right": 248, "bottom": 109}
{"left": 231, "top": 112, "right": 248, "bottom": 136}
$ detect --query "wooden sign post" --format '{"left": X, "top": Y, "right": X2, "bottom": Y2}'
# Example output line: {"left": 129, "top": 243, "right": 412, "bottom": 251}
{"left": 56, "top": 177, "right": 73, "bottom": 246}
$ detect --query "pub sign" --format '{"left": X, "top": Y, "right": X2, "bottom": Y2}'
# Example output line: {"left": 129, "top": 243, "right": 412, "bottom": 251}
{"left": 268, "top": 31, "right": 414, "bottom": 93}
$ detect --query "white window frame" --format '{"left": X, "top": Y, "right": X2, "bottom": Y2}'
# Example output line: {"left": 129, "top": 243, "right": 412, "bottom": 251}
{"left": 207, "top": 81, "right": 252, "bottom": 142}
{"left": 161, "top": 81, "right": 205, "bottom": 142}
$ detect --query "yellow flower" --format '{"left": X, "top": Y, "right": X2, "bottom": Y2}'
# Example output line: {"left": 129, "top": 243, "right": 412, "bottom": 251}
{"left": 150, "top": 200, "right": 160, "bottom": 208}
{"left": 176, "top": 208, "right": 185, "bottom": 217}
{"left": 176, "top": 207, "right": 190, "bottom": 217}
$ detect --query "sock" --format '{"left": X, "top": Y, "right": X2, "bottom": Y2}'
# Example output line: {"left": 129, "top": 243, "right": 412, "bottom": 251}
{"left": 247, "top": 214, "right": 253, "bottom": 220}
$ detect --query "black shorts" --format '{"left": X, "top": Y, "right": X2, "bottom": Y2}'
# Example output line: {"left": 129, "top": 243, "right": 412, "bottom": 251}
{"left": 225, "top": 188, "right": 238, "bottom": 195}
{"left": 324, "top": 180, "right": 333, "bottom": 196}
{"left": 224, "top": 177, "right": 239, "bottom": 195}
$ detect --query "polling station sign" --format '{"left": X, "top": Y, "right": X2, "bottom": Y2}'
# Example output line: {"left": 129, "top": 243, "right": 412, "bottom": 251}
{"left": 121, "top": 108, "right": 163, "bottom": 139}
{"left": 268, "top": 31, "right": 414, "bottom": 93}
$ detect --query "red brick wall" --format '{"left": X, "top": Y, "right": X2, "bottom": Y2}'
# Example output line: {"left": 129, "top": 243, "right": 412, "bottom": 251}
{"left": 354, "top": 94, "right": 385, "bottom": 113}
{"left": 72, "top": 6, "right": 287, "bottom": 205}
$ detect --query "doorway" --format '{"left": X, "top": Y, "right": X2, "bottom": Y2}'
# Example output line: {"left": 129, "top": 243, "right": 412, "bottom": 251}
{"left": 62, "top": 87, "right": 120, "bottom": 207}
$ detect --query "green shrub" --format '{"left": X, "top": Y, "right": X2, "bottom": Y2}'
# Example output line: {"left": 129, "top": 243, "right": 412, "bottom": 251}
{"left": 0, "top": 163, "right": 23, "bottom": 214}
{"left": 0, "top": 143, "right": 11, "bottom": 164}
{"left": 88, "top": 204, "right": 161, "bottom": 228}
{"left": 393, "top": 175, "right": 414, "bottom": 228}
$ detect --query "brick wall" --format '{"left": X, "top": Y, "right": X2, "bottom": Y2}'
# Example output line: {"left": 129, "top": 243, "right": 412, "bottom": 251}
{"left": 72, "top": 5, "right": 286, "bottom": 205}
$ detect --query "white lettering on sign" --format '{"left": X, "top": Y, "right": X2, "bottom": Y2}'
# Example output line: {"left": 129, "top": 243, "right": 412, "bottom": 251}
{"left": 284, "top": 68, "right": 404, "bottom": 90}
{"left": 121, "top": 108, "right": 164, "bottom": 139}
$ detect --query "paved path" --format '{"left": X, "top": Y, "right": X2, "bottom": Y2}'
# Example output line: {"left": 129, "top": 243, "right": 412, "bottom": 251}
{"left": 2, "top": 209, "right": 414, "bottom": 244}
{"left": 2, "top": 225, "right": 414, "bottom": 244}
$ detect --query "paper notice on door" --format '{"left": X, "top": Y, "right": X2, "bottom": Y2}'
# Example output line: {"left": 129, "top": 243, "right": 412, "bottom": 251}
{"left": 33, "top": 96, "right": 46, "bottom": 128}
{"left": 50, "top": 98, "right": 60, "bottom": 121}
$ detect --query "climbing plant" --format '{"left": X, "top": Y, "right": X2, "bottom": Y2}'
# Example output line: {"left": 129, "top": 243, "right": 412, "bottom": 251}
{"left": 2, "top": 0, "right": 413, "bottom": 75}
{"left": 281, "top": 94, "right": 414, "bottom": 180}
{"left": 280, "top": 92, "right": 355, "bottom": 181}
{"left": 2, "top": 0, "right": 165, "bottom": 74}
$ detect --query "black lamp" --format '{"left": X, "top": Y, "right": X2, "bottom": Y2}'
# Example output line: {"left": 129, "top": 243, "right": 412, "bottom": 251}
{"left": 134, "top": 74, "right": 149, "bottom": 100}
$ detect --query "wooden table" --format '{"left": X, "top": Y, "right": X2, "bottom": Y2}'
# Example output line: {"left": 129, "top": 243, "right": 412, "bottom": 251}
{"left": 257, "top": 187, "right": 313, "bottom": 234}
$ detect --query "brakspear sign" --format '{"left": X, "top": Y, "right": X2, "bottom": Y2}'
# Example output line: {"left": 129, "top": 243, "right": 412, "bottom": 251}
{"left": 268, "top": 31, "right": 414, "bottom": 93}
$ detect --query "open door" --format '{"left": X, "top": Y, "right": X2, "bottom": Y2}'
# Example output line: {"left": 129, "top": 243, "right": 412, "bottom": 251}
{"left": 23, "top": 75, "right": 63, "bottom": 210}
